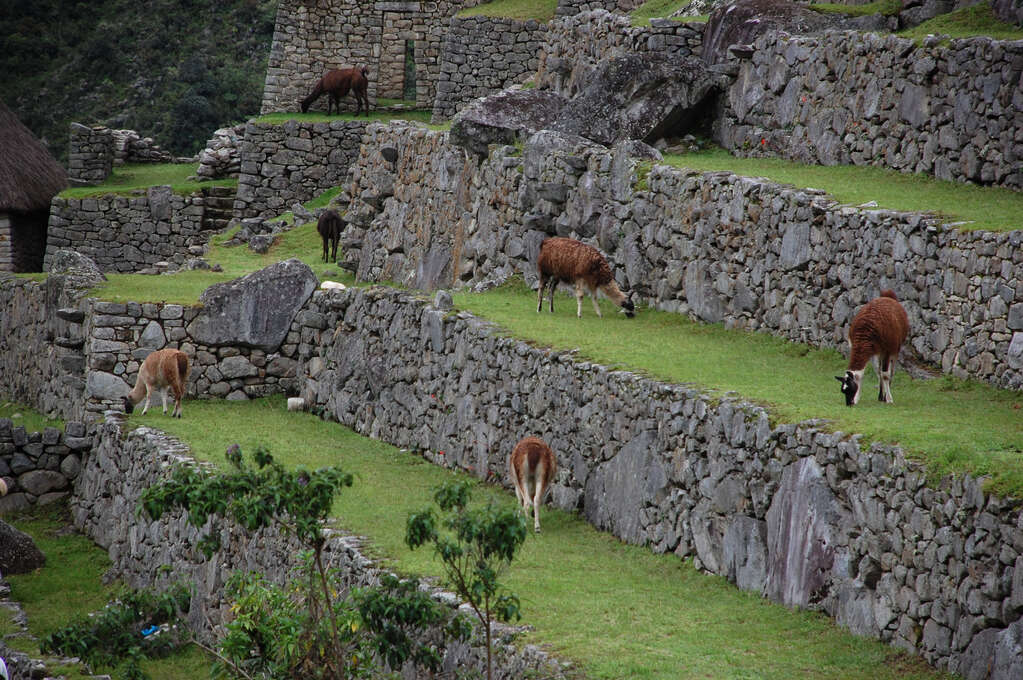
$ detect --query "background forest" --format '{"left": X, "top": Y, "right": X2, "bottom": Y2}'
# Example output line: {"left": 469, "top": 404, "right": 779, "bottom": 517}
{"left": 0, "top": 0, "right": 278, "bottom": 164}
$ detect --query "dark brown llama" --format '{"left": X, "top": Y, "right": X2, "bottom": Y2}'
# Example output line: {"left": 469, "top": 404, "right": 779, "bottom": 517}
{"left": 836, "top": 290, "right": 909, "bottom": 406}
{"left": 300, "top": 65, "right": 370, "bottom": 116}
{"left": 317, "top": 210, "right": 344, "bottom": 263}
{"left": 537, "top": 237, "right": 635, "bottom": 318}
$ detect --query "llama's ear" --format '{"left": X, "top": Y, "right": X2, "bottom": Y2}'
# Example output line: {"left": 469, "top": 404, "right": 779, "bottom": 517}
{"left": 835, "top": 375, "right": 845, "bottom": 383}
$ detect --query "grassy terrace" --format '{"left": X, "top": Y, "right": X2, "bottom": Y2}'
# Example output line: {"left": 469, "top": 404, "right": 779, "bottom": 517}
{"left": 0, "top": 400, "right": 63, "bottom": 432}
{"left": 457, "top": 0, "right": 559, "bottom": 21}
{"left": 144, "top": 396, "right": 953, "bottom": 680}
{"left": 58, "top": 163, "right": 236, "bottom": 200}
{"left": 4, "top": 505, "right": 209, "bottom": 679}
{"left": 252, "top": 110, "right": 447, "bottom": 130}
{"left": 663, "top": 149, "right": 1023, "bottom": 232}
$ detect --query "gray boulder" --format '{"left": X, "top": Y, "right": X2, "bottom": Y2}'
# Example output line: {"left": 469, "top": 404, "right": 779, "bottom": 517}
{"left": 46, "top": 249, "right": 106, "bottom": 290}
{"left": 957, "top": 617, "right": 1023, "bottom": 680}
{"left": 187, "top": 259, "right": 318, "bottom": 352}
{"left": 551, "top": 53, "right": 719, "bottom": 147}
{"left": 0, "top": 519, "right": 46, "bottom": 574}
{"left": 451, "top": 88, "right": 570, "bottom": 158}
{"left": 992, "top": 0, "right": 1023, "bottom": 26}
{"left": 702, "top": 0, "right": 838, "bottom": 66}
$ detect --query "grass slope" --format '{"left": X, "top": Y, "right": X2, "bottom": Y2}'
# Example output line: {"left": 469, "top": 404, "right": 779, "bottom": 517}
{"left": 0, "top": 400, "right": 63, "bottom": 433}
{"left": 59, "top": 163, "right": 236, "bottom": 199}
{"left": 456, "top": 0, "right": 559, "bottom": 21}
{"left": 899, "top": 1, "right": 1023, "bottom": 41}
{"left": 631, "top": 0, "right": 707, "bottom": 26}
{"left": 146, "top": 396, "right": 952, "bottom": 680}
{"left": 4, "top": 505, "right": 209, "bottom": 678}
{"left": 453, "top": 282, "right": 1023, "bottom": 496}
{"left": 663, "top": 148, "right": 1023, "bottom": 232}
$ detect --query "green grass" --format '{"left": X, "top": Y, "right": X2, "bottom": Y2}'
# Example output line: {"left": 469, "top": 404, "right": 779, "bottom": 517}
{"left": 4, "top": 504, "right": 211, "bottom": 678}
{"left": 662, "top": 148, "right": 1023, "bottom": 232}
{"left": 253, "top": 110, "right": 433, "bottom": 125}
{"left": 85, "top": 208, "right": 354, "bottom": 305}
{"left": 456, "top": 0, "right": 558, "bottom": 21}
{"left": 145, "top": 396, "right": 952, "bottom": 680}
{"left": 0, "top": 399, "right": 64, "bottom": 432}
{"left": 376, "top": 97, "right": 418, "bottom": 107}
{"left": 898, "top": 1, "right": 1023, "bottom": 41}
{"left": 452, "top": 281, "right": 1023, "bottom": 496}
{"left": 631, "top": 0, "right": 699, "bottom": 25}
{"left": 59, "top": 163, "right": 236, "bottom": 199}
{"left": 809, "top": 0, "right": 900, "bottom": 16}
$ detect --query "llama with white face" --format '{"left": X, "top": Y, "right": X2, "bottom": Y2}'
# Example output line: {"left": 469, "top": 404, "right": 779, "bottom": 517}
{"left": 837, "top": 290, "right": 909, "bottom": 406}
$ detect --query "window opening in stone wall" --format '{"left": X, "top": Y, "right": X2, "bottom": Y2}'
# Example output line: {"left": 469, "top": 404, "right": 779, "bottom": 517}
{"left": 403, "top": 39, "right": 416, "bottom": 103}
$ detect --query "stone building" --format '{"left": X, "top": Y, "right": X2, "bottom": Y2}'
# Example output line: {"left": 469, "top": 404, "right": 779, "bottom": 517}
{"left": 261, "top": 0, "right": 486, "bottom": 114}
{"left": 0, "top": 99, "right": 67, "bottom": 273}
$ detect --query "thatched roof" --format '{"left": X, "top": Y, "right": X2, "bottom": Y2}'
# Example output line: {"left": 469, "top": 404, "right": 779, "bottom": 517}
{"left": 0, "top": 98, "right": 67, "bottom": 213}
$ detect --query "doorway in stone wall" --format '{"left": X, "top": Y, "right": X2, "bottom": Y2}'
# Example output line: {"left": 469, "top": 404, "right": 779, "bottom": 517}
{"left": 403, "top": 39, "right": 416, "bottom": 104}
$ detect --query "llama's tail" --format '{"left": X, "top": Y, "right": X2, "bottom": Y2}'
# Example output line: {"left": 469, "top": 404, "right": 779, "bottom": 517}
{"left": 175, "top": 352, "right": 189, "bottom": 380}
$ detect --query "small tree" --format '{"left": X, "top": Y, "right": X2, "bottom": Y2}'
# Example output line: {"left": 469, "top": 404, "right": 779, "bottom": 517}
{"left": 406, "top": 480, "right": 529, "bottom": 680}
{"left": 141, "top": 444, "right": 465, "bottom": 679}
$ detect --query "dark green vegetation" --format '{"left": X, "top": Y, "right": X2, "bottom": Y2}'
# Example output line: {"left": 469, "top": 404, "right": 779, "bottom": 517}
{"left": 809, "top": 0, "right": 901, "bottom": 16}
{"left": 58, "top": 163, "right": 236, "bottom": 199}
{"left": 453, "top": 282, "right": 1023, "bottom": 496}
{"left": 0, "top": 0, "right": 277, "bottom": 163}
{"left": 631, "top": 0, "right": 706, "bottom": 26}
{"left": 663, "top": 148, "right": 1023, "bottom": 232}
{"left": 145, "top": 396, "right": 953, "bottom": 680}
{"left": 899, "top": 1, "right": 1023, "bottom": 41}
{"left": 4, "top": 504, "right": 208, "bottom": 678}
{"left": 457, "top": 0, "right": 559, "bottom": 21}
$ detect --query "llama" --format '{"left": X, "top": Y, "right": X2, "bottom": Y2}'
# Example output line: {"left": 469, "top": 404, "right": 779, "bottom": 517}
{"left": 836, "top": 290, "right": 909, "bottom": 406}
{"left": 536, "top": 237, "right": 635, "bottom": 318}
{"left": 317, "top": 210, "right": 344, "bottom": 262}
{"left": 508, "top": 436, "right": 557, "bottom": 533}
{"left": 300, "top": 66, "right": 370, "bottom": 116}
{"left": 123, "top": 348, "right": 191, "bottom": 418}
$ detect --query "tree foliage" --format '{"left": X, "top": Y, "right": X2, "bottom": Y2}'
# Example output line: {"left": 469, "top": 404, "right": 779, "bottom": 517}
{"left": 406, "top": 480, "right": 529, "bottom": 680}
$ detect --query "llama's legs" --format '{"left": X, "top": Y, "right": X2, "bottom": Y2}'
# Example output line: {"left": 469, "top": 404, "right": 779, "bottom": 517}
{"left": 537, "top": 275, "right": 547, "bottom": 313}
{"left": 160, "top": 388, "right": 169, "bottom": 414}
{"left": 140, "top": 385, "right": 152, "bottom": 416}
{"left": 880, "top": 355, "right": 894, "bottom": 403}
{"left": 590, "top": 287, "right": 602, "bottom": 318}
{"left": 531, "top": 468, "right": 545, "bottom": 533}
{"left": 575, "top": 281, "right": 585, "bottom": 317}
{"left": 548, "top": 280, "right": 556, "bottom": 313}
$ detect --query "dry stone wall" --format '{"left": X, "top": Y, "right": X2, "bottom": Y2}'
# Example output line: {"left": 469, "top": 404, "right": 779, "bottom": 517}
{"left": 291, "top": 284, "right": 1023, "bottom": 678}
{"left": 554, "top": 0, "right": 646, "bottom": 17}
{"left": 67, "top": 123, "right": 114, "bottom": 186}
{"left": 44, "top": 187, "right": 214, "bottom": 273}
{"left": 340, "top": 122, "right": 1023, "bottom": 390}
{"left": 431, "top": 15, "right": 548, "bottom": 121}
{"left": 71, "top": 417, "right": 567, "bottom": 679}
{"left": 261, "top": 0, "right": 485, "bottom": 114}
{"left": 0, "top": 419, "right": 90, "bottom": 515}
{"left": 233, "top": 119, "right": 368, "bottom": 219}
{"left": 718, "top": 31, "right": 1023, "bottom": 189}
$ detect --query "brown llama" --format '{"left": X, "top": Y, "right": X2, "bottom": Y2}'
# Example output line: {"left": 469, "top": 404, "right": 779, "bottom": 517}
{"left": 123, "top": 349, "right": 191, "bottom": 418}
{"left": 537, "top": 237, "right": 635, "bottom": 318}
{"left": 836, "top": 290, "right": 909, "bottom": 406}
{"left": 317, "top": 209, "right": 344, "bottom": 262}
{"left": 300, "top": 65, "right": 370, "bottom": 116}
{"left": 509, "top": 436, "right": 557, "bottom": 533}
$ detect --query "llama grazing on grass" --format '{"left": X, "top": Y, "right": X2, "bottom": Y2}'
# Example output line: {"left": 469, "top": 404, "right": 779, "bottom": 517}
{"left": 536, "top": 237, "right": 635, "bottom": 318}
{"left": 509, "top": 436, "right": 557, "bottom": 533}
{"left": 300, "top": 66, "right": 370, "bottom": 116}
{"left": 123, "top": 348, "right": 191, "bottom": 418}
{"left": 317, "top": 209, "right": 344, "bottom": 262}
{"left": 836, "top": 290, "right": 909, "bottom": 406}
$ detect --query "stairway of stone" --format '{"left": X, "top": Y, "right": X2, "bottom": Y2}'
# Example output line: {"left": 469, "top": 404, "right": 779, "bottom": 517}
{"left": 200, "top": 186, "right": 237, "bottom": 232}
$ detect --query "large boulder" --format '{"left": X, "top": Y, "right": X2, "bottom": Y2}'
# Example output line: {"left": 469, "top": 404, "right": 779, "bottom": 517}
{"left": 450, "top": 88, "right": 570, "bottom": 158}
{"left": 46, "top": 249, "right": 106, "bottom": 290}
{"left": 187, "top": 259, "right": 318, "bottom": 352}
{"left": 0, "top": 519, "right": 46, "bottom": 574}
{"left": 551, "top": 53, "right": 719, "bottom": 147}
{"left": 702, "top": 0, "right": 838, "bottom": 65}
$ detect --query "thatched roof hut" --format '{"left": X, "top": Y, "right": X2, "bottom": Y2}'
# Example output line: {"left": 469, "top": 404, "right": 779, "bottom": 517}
{"left": 0, "top": 99, "right": 67, "bottom": 213}
{"left": 0, "top": 99, "right": 67, "bottom": 272}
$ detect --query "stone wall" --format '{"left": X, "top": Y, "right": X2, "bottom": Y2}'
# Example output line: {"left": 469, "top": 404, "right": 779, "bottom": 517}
{"left": 0, "top": 419, "right": 90, "bottom": 515}
{"left": 535, "top": 9, "right": 705, "bottom": 97}
{"left": 289, "top": 284, "right": 1023, "bottom": 677}
{"left": 67, "top": 123, "right": 113, "bottom": 186}
{"left": 233, "top": 119, "right": 369, "bottom": 219}
{"left": 430, "top": 15, "right": 548, "bottom": 121}
{"left": 260, "top": 0, "right": 486, "bottom": 114}
{"left": 44, "top": 187, "right": 214, "bottom": 274}
{"left": 340, "top": 121, "right": 1023, "bottom": 390}
{"left": 718, "top": 31, "right": 1023, "bottom": 189}
{"left": 71, "top": 417, "right": 567, "bottom": 679}
{"left": 554, "top": 0, "right": 645, "bottom": 17}
{"left": 0, "top": 276, "right": 86, "bottom": 422}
